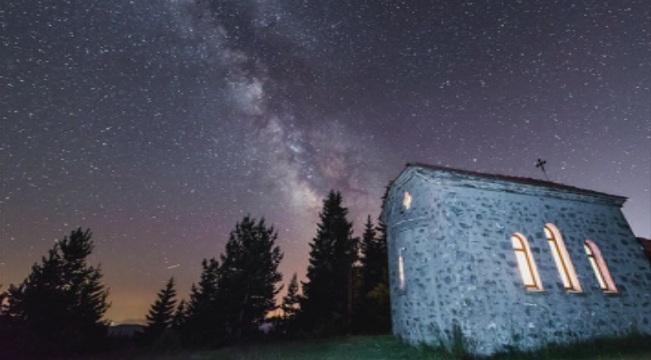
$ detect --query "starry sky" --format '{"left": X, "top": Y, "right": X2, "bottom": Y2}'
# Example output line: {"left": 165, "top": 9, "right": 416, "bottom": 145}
{"left": 1, "top": 0, "right": 649, "bottom": 322}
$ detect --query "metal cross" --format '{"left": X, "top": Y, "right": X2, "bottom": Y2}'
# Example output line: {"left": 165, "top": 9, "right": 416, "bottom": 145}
{"left": 536, "top": 158, "right": 549, "bottom": 180}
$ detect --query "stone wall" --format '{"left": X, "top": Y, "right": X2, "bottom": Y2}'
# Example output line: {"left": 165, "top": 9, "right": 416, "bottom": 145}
{"left": 385, "top": 166, "right": 651, "bottom": 356}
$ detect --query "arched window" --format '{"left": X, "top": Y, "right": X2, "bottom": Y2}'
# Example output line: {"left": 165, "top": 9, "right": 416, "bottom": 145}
{"left": 511, "top": 233, "right": 543, "bottom": 291}
{"left": 584, "top": 240, "right": 618, "bottom": 293}
{"left": 402, "top": 191, "right": 412, "bottom": 210}
{"left": 545, "top": 224, "right": 582, "bottom": 292}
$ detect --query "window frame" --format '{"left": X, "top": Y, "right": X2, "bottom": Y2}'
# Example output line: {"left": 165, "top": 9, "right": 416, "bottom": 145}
{"left": 584, "top": 239, "right": 618, "bottom": 294}
{"left": 545, "top": 224, "right": 582, "bottom": 293}
{"left": 397, "top": 247, "right": 406, "bottom": 291}
{"left": 402, "top": 191, "right": 412, "bottom": 210}
{"left": 511, "top": 233, "right": 544, "bottom": 291}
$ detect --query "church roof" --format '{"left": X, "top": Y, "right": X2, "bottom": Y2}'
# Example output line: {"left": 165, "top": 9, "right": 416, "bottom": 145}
{"left": 405, "top": 162, "right": 627, "bottom": 203}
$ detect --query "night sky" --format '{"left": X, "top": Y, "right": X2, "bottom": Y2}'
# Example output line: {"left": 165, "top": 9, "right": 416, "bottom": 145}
{"left": 1, "top": 0, "right": 649, "bottom": 323}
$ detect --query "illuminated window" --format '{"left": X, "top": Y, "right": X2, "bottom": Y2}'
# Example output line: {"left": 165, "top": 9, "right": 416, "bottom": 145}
{"left": 511, "top": 233, "right": 543, "bottom": 291}
{"left": 545, "top": 224, "right": 582, "bottom": 292}
{"left": 397, "top": 248, "right": 406, "bottom": 290}
{"left": 402, "top": 192, "right": 412, "bottom": 210}
{"left": 585, "top": 240, "right": 618, "bottom": 293}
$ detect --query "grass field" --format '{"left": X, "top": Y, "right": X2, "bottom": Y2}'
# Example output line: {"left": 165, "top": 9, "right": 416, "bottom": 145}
{"left": 97, "top": 334, "right": 651, "bottom": 360}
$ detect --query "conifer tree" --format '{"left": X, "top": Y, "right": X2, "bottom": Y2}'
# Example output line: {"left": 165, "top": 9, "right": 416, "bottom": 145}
{"left": 4, "top": 228, "right": 109, "bottom": 355}
{"left": 372, "top": 188, "right": 391, "bottom": 331}
{"left": 300, "top": 191, "right": 358, "bottom": 335}
{"left": 281, "top": 273, "right": 301, "bottom": 321}
{"left": 172, "top": 299, "right": 188, "bottom": 330}
{"left": 0, "top": 285, "right": 5, "bottom": 308}
{"left": 369, "top": 188, "right": 391, "bottom": 332}
{"left": 183, "top": 258, "right": 221, "bottom": 346}
{"left": 356, "top": 215, "right": 390, "bottom": 332}
{"left": 145, "top": 277, "right": 177, "bottom": 340}
{"left": 218, "top": 216, "right": 283, "bottom": 342}
{"left": 0, "top": 285, "right": 6, "bottom": 317}
{"left": 0, "top": 285, "right": 11, "bottom": 355}
{"left": 280, "top": 273, "right": 301, "bottom": 334}
{"left": 360, "top": 215, "right": 379, "bottom": 295}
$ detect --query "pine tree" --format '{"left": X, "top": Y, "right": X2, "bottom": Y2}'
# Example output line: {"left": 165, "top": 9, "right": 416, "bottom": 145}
{"left": 0, "top": 284, "right": 5, "bottom": 308}
{"left": 356, "top": 215, "right": 390, "bottom": 333}
{"left": 0, "top": 285, "right": 12, "bottom": 356}
{"left": 145, "top": 277, "right": 177, "bottom": 340}
{"left": 300, "top": 191, "right": 358, "bottom": 335}
{"left": 360, "top": 215, "right": 378, "bottom": 295}
{"left": 281, "top": 273, "right": 301, "bottom": 321}
{"left": 218, "top": 216, "right": 283, "bottom": 342}
{"left": 172, "top": 299, "right": 188, "bottom": 330}
{"left": 280, "top": 273, "right": 301, "bottom": 335}
{"left": 183, "top": 258, "right": 222, "bottom": 346}
{"left": 0, "top": 285, "right": 6, "bottom": 316}
{"left": 4, "top": 228, "right": 109, "bottom": 355}
{"left": 369, "top": 189, "right": 391, "bottom": 332}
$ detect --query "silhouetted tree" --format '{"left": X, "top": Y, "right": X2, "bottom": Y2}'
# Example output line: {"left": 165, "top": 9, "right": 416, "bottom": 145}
{"left": 360, "top": 216, "right": 379, "bottom": 294}
{"left": 182, "top": 258, "right": 222, "bottom": 346}
{"left": 172, "top": 299, "right": 188, "bottom": 330}
{"left": 282, "top": 273, "right": 301, "bottom": 319}
{"left": 218, "top": 216, "right": 283, "bottom": 342}
{"left": 280, "top": 273, "right": 301, "bottom": 334}
{"left": 355, "top": 215, "right": 390, "bottom": 333}
{"left": 367, "top": 187, "right": 392, "bottom": 332}
{"left": 0, "top": 285, "right": 6, "bottom": 316}
{"left": 300, "top": 191, "right": 358, "bottom": 335}
{"left": 144, "top": 277, "right": 177, "bottom": 341}
{"left": 0, "top": 285, "right": 15, "bottom": 357}
{"left": 4, "top": 228, "right": 109, "bottom": 356}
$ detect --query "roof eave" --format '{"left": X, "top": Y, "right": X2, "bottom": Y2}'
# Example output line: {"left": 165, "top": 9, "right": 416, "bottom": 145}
{"left": 404, "top": 162, "right": 627, "bottom": 206}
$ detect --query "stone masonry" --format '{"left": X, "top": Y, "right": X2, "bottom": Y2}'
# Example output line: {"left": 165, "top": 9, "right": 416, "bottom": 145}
{"left": 383, "top": 163, "right": 651, "bottom": 356}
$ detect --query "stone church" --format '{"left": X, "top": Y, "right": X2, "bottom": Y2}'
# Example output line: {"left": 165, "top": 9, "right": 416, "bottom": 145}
{"left": 383, "top": 163, "right": 651, "bottom": 356}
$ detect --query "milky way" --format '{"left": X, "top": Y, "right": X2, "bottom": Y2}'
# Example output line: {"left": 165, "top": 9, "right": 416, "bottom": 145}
{"left": 1, "top": 0, "right": 649, "bottom": 322}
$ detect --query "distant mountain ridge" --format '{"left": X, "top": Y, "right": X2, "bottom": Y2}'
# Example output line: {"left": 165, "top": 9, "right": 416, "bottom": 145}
{"left": 108, "top": 323, "right": 145, "bottom": 338}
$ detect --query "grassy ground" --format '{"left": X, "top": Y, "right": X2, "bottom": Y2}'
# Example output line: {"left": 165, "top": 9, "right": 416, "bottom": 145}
{"left": 92, "top": 334, "right": 651, "bottom": 360}
{"left": 490, "top": 333, "right": 651, "bottom": 360}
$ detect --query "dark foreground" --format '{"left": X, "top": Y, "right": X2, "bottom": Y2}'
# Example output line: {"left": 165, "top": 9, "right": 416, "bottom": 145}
{"left": 85, "top": 334, "right": 651, "bottom": 360}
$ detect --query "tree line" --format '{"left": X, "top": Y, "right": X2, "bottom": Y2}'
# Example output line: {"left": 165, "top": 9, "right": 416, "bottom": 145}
{"left": 0, "top": 190, "right": 389, "bottom": 357}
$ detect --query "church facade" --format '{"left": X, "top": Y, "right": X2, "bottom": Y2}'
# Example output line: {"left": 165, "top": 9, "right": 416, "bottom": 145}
{"left": 383, "top": 163, "right": 651, "bottom": 356}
